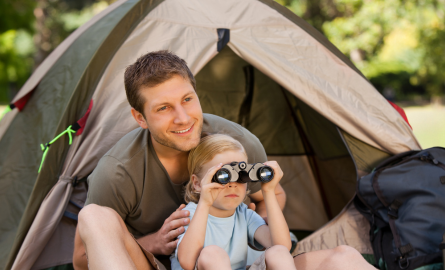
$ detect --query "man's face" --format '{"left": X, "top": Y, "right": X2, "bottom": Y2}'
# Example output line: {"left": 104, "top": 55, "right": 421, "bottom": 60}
{"left": 132, "top": 75, "right": 203, "bottom": 152}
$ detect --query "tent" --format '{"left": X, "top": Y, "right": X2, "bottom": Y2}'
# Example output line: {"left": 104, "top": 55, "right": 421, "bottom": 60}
{"left": 0, "top": 0, "right": 421, "bottom": 269}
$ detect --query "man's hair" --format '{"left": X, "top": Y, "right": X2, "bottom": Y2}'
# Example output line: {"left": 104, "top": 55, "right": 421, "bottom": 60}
{"left": 185, "top": 134, "right": 248, "bottom": 204}
{"left": 124, "top": 50, "right": 196, "bottom": 115}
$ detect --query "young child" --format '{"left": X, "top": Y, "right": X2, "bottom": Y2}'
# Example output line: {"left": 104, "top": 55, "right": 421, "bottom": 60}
{"left": 170, "top": 134, "right": 297, "bottom": 270}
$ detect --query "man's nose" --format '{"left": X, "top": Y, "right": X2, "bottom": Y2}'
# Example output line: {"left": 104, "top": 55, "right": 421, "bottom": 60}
{"left": 173, "top": 105, "right": 190, "bottom": 125}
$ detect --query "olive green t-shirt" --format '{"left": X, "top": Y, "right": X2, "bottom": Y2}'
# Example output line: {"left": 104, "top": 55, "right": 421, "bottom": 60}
{"left": 85, "top": 114, "right": 267, "bottom": 237}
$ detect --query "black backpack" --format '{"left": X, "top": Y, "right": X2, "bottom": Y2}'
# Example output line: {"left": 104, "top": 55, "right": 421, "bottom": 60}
{"left": 354, "top": 147, "right": 445, "bottom": 270}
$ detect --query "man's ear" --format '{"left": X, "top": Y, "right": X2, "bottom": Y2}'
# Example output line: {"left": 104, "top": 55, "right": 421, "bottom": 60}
{"left": 131, "top": 108, "right": 148, "bottom": 129}
{"left": 192, "top": 174, "right": 202, "bottom": 192}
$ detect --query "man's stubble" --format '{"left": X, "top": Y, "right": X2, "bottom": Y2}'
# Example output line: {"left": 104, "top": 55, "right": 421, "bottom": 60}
{"left": 149, "top": 120, "right": 203, "bottom": 152}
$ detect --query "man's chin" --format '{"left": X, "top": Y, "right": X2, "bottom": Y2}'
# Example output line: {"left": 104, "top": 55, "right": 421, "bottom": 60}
{"left": 153, "top": 134, "right": 200, "bottom": 152}
{"left": 171, "top": 141, "right": 200, "bottom": 152}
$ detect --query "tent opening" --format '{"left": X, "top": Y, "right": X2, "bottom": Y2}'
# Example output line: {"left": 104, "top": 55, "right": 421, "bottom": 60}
{"left": 195, "top": 46, "right": 358, "bottom": 233}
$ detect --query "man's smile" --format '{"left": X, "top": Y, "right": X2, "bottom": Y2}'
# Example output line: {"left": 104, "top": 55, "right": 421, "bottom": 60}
{"left": 171, "top": 123, "right": 194, "bottom": 135}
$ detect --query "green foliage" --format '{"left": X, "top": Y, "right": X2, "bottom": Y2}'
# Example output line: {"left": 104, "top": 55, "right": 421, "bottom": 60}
{"left": 0, "top": 0, "right": 111, "bottom": 104}
{"left": 0, "top": 30, "right": 35, "bottom": 103}
{"left": 280, "top": 0, "right": 445, "bottom": 100}
{"left": 0, "top": 0, "right": 36, "bottom": 33}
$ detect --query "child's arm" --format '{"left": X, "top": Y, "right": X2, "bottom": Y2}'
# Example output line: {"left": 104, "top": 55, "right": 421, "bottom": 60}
{"left": 177, "top": 164, "right": 225, "bottom": 270}
{"left": 253, "top": 161, "right": 292, "bottom": 250}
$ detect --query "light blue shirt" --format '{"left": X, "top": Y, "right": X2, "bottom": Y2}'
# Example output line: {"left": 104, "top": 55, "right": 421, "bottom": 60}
{"left": 171, "top": 202, "right": 266, "bottom": 270}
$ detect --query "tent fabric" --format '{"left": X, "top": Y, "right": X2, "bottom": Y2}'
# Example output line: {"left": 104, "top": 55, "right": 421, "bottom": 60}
{"left": 3, "top": 1, "right": 162, "bottom": 268}
{"left": 340, "top": 131, "right": 392, "bottom": 176}
{"left": 294, "top": 201, "right": 373, "bottom": 255}
{"left": 135, "top": 0, "right": 421, "bottom": 153}
{"left": 11, "top": 177, "right": 74, "bottom": 270}
{"left": 0, "top": 0, "right": 423, "bottom": 269}
{"left": 0, "top": 108, "right": 18, "bottom": 140}
{"left": 272, "top": 156, "right": 329, "bottom": 230}
{"left": 388, "top": 100, "right": 412, "bottom": 129}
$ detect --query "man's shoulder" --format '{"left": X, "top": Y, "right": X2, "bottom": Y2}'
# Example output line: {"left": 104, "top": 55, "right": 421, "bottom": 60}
{"left": 85, "top": 127, "right": 149, "bottom": 212}
{"left": 203, "top": 113, "right": 267, "bottom": 164}
{"left": 104, "top": 127, "right": 149, "bottom": 165}
{"left": 203, "top": 113, "right": 254, "bottom": 140}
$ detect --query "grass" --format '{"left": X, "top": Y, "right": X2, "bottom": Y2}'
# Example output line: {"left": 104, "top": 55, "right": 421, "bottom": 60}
{"left": 403, "top": 105, "right": 445, "bottom": 149}
{"left": 1, "top": 104, "right": 444, "bottom": 149}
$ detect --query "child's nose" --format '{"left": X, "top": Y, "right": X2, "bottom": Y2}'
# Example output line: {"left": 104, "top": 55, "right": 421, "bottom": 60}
{"left": 228, "top": 182, "right": 237, "bottom": 187}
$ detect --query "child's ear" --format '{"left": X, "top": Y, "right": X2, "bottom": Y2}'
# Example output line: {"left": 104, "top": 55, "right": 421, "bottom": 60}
{"left": 192, "top": 174, "right": 202, "bottom": 192}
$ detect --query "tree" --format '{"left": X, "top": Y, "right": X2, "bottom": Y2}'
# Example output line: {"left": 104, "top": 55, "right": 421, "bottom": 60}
{"left": 0, "top": 0, "right": 113, "bottom": 104}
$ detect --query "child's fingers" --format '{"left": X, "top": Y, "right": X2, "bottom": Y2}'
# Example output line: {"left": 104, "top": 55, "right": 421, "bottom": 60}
{"left": 201, "top": 163, "right": 223, "bottom": 185}
{"left": 263, "top": 161, "right": 283, "bottom": 178}
{"left": 204, "top": 182, "right": 225, "bottom": 190}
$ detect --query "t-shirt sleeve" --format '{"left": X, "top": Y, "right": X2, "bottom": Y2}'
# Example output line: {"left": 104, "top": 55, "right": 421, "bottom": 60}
{"left": 174, "top": 203, "right": 196, "bottom": 259}
{"left": 85, "top": 155, "right": 138, "bottom": 221}
{"left": 242, "top": 132, "right": 267, "bottom": 195}
{"left": 245, "top": 206, "right": 267, "bottom": 250}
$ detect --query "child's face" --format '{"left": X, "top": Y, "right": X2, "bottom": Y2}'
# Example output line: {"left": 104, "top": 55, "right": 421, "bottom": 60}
{"left": 196, "top": 150, "right": 248, "bottom": 212}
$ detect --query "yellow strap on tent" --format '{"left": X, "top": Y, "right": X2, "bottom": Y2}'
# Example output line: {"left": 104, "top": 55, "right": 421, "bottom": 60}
{"left": 38, "top": 125, "right": 76, "bottom": 173}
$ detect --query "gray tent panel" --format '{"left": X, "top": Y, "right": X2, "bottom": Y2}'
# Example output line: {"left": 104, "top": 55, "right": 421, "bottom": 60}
{"left": 2, "top": 0, "right": 166, "bottom": 268}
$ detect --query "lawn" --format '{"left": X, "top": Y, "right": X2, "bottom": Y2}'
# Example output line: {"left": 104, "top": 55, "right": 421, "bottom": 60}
{"left": 403, "top": 105, "right": 445, "bottom": 149}
{"left": 1, "top": 104, "right": 444, "bottom": 149}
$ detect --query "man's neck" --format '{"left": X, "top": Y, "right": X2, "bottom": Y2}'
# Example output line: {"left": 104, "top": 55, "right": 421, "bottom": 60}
{"left": 151, "top": 136, "right": 189, "bottom": 185}
{"left": 151, "top": 136, "right": 189, "bottom": 160}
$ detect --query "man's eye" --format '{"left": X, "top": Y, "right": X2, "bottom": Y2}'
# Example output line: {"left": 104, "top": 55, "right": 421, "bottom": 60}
{"left": 184, "top": 97, "right": 192, "bottom": 102}
{"left": 158, "top": 106, "right": 167, "bottom": 111}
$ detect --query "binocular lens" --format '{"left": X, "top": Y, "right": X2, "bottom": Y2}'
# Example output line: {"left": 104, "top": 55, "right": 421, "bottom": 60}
{"left": 215, "top": 168, "right": 231, "bottom": 184}
{"left": 259, "top": 166, "right": 274, "bottom": 182}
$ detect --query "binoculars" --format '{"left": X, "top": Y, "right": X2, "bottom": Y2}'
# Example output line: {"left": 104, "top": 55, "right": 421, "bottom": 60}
{"left": 212, "top": 161, "right": 274, "bottom": 185}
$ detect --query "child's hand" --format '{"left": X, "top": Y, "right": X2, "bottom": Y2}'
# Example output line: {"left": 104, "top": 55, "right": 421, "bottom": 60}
{"left": 260, "top": 161, "right": 283, "bottom": 193}
{"left": 198, "top": 163, "right": 226, "bottom": 207}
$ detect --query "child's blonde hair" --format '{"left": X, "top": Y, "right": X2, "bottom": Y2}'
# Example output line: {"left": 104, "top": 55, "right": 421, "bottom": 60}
{"left": 185, "top": 134, "right": 247, "bottom": 203}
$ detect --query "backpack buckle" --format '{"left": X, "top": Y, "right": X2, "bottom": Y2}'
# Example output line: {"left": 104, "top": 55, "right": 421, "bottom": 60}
{"left": 398, "top": 256, "right": 410, "bottom": 269}
{"left": 388, "top": 208, "right": 398, "bottom": 219}
{"left": 388, "top": 200, "right": 402, "bottom": 219}
{"left": 398, "top": 243, "right": 413, "bottom": 269}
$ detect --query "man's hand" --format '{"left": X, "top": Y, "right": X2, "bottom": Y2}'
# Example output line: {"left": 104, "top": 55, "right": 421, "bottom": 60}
{"left": 139, "top": 204, "right": 190, "bottom": 255}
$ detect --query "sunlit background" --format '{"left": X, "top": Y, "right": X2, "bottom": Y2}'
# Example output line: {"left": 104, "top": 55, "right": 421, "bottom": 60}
{"left": 1, "top": 0, "right": 444, "bottom": 148}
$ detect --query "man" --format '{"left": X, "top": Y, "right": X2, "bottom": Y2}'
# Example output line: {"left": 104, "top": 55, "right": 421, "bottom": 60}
{"left": 73, "top": 51, "right": 286, "bottom": 270}
{"left": 73, "top": 51, "right": 376, "bottom": 270}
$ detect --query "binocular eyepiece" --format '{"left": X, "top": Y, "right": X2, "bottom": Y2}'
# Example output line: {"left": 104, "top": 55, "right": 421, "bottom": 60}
{"left": 213, "top": 162, "right": 274, "bottom": 185}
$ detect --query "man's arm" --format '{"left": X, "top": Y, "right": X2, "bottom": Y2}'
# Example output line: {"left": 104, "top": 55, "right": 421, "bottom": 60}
{"left": 249, "top": 183, "right": 286, "bottom": 219}
{"left": 77, "top": 156, "right": 191, "bottom": 258}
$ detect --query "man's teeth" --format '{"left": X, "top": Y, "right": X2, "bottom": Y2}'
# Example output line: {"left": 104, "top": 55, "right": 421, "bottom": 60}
{"left": 173, "top": 126, "right": 192, "bottom": 134}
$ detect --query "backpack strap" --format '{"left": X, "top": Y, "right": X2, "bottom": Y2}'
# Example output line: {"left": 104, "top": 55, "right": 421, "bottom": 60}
{"left": 373, "top": 150, "right": 420, "bottom": 171}
{"left": 387, "top": 199, "right": 413, "bottom": 269}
